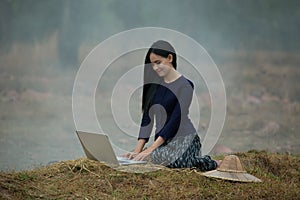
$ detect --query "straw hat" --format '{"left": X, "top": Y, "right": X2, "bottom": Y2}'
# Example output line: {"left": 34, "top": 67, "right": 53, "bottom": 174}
{"left": 202, "top": 155, "right": 262, "bottom": 182}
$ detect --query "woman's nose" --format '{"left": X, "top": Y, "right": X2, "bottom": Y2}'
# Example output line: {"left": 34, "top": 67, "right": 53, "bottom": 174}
{"left": 152, "top": 64, "right": 158, "bottom": 70}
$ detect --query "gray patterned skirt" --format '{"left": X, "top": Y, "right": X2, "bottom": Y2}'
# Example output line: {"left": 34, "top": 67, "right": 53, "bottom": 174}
{"left": 150, "top": 134, "right": 217, "bottom": 171}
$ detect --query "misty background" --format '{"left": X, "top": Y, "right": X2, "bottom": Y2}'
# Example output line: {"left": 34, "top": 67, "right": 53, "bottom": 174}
{"left": 0, "top": 0, "right": 299, "bottom": 171}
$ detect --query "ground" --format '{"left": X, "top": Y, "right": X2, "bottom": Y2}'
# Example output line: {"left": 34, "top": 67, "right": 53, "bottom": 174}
{"left": 0, "top": 43, "right": 299, "bottom": 199}
{"left": 0, "top": 151, "right": 299, "bottom": 199}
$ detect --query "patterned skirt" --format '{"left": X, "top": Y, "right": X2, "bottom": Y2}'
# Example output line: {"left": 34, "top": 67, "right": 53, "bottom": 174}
{"left": 150, "top": 134, "right": 217, "bottom": 171}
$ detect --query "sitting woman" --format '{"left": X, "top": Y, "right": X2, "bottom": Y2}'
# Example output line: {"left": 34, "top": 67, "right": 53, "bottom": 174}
{"left": 123, "top": 40, "right": 218, "bottom": 171}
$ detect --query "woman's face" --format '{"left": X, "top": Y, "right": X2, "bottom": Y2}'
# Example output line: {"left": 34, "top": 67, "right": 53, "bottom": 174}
{"left": 149, "top": 52, "right": 173, "bottom": 78}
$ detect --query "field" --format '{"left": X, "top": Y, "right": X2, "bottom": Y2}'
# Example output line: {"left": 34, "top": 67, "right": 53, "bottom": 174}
{"left": 1, "top": 151, "right": 299, "bottom": 199}
{"left": 0, "top": 41, "right": 299, "bottom": 198}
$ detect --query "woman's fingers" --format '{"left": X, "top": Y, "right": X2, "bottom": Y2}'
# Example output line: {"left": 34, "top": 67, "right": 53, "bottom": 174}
{"left": 120, "top": 153, "right": 130, "bottom": 158}
{"left": 122, "top": 149, "right": 152, "bottom": 161}
{"left": 120, "top": 152, "right": 137, "bottom": 159}
{"left": 133, "top": 152, "right": 150, "bottom": 161}
{"left": 128, "top": 152, "right": 138, "bottom": 160}
{"left": 128, "top": 153, "right": 134, "bottom": 160}
{"left": 133, "top": 154, "right": 143, "bottom": 161}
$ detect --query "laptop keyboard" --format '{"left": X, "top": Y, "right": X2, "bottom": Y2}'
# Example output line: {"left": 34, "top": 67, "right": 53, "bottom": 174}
{"left": 117, "top": 156, "right": 146, "bottom": 164}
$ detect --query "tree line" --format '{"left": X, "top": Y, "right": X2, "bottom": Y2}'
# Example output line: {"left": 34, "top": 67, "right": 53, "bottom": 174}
{"left": 0, "top": 0, "right": 299, "bottom": 67}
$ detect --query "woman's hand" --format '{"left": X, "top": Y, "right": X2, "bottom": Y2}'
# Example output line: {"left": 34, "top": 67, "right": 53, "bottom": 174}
{"left": 133, "top": 149, "right": 153, "bottom": 161}
{"left": 121, "top": 152, "right": 138, "bottom": 160}
{"left": 133, "top": 136, "right": 165, "bottom": 161}
{"left": 121, "top": 139, "right": 147, "bottom": 159}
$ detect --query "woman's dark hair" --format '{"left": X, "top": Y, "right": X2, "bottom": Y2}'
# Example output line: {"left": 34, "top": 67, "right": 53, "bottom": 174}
{"left": 142, "top": 40, "right": 177, "bottom": 112}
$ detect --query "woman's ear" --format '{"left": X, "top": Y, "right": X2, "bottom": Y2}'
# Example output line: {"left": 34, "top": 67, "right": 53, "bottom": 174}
{"left": 167, "top": 54, "right": 173, "bottom": 63}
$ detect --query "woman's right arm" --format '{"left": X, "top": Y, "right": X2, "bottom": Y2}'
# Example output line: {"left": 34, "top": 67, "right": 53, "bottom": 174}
{"left": 134, "top": 139, "right": 147, "bottom": 153}
{"left": 122, "top": 104, "right": 154, "bottom": 159}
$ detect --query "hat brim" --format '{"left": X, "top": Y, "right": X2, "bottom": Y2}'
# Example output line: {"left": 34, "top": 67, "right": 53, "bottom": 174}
{"left": 202, "top": 170, "right": 262, "bottom": 183}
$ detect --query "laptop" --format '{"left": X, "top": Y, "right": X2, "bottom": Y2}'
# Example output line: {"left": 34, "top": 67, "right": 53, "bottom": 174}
{"left": 76, "top": 131, "right": 147, "bottom": 165}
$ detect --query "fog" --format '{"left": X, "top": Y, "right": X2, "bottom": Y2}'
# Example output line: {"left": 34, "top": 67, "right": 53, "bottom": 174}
{"left": 0, "top": 0, "right": 299, "bottom": 171}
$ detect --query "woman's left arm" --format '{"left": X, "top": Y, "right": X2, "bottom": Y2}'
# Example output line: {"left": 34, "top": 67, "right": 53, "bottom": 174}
{"left": 156, "top": 81, "right": 194, "bottom": 141}
{"left": 133, "top": 136, "right": 165, "bottom": 161}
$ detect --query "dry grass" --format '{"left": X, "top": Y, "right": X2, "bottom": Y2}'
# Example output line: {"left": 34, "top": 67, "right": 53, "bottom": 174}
{"left": 0, "top": 151, "right": 299, "bottom": 199}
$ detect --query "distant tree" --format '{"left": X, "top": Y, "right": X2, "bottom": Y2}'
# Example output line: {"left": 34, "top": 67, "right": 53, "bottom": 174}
{"left": 1, "top": 0, "right": 299, "bottom": 63}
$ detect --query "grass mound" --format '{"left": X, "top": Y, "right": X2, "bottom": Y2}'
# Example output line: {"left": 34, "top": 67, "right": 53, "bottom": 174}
{"left": 1, "top": 151, "right": 299, "bottom": 199}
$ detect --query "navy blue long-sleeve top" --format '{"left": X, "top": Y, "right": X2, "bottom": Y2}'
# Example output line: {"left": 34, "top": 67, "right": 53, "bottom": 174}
{"left": 138, "top": 75, "right": 196, "bottom": 143}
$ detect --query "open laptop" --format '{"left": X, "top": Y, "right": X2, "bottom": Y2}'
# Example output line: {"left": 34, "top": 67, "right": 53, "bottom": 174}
{"left": 76, "top": 131, "right": 147, "bottom": 165}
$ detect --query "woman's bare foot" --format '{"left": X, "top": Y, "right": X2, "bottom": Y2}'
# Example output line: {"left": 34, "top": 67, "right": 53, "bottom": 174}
{"left": 216, "top": 160, "right": 222, "bottom": 167}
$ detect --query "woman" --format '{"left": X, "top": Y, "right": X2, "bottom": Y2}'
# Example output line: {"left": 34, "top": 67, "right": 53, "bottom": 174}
{"left": 124, "top": 40, "right": 218, "bottom": 171}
